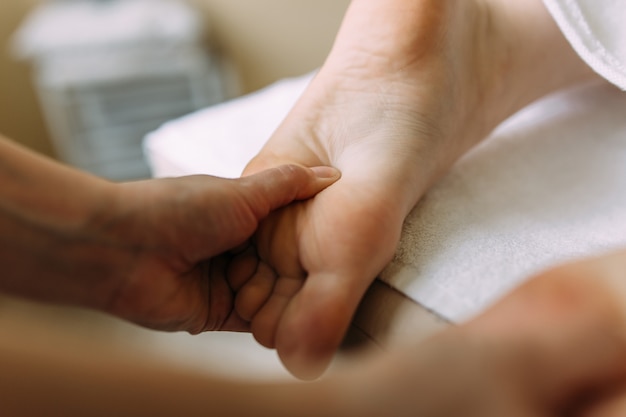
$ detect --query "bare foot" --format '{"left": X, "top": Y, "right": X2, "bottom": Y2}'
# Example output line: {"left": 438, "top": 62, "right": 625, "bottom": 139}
{"left": 230, "top": 0, "right": 599, "bottom": 378}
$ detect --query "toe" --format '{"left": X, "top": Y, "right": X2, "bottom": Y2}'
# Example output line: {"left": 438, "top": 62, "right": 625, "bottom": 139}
{"left": 275, "top": 271, "right": 370, "bottom": 380}
{"left": 250, "top": 275, "right": 304, "bottom": 349}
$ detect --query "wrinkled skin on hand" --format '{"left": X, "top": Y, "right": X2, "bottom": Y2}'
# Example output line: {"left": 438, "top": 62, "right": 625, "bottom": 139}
{"left": 98, "top": 165, "right": 338, "bottom": 335}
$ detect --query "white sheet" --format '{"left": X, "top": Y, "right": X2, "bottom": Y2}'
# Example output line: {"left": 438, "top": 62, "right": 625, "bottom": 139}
{"left": 384, "top": 81, "right": 626, "bottom": 321}
{"left": 144, "top": 74, "right": 626, "bottom": 323}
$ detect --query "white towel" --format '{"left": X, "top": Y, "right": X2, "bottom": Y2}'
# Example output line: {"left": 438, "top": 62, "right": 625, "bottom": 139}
{"left": 543, "top": 0, "right": 626, "bottom": 90}
{"left": 145, "top": 75, "right": 311, "bottom": 179}
{"left": 144, "top": 74, "right": 626, "bottom": 323}
{"left": 383, "top": 81, "right": 626, "bottom": 321}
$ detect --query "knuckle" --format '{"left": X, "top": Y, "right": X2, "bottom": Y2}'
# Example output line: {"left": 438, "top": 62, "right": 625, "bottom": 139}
{"left": 275, "top": 164, "right": 306, "bottom": 182}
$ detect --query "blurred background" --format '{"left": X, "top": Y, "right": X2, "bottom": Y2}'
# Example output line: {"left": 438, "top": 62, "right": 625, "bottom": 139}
{"left": 0, "top": 0, "right": 351, "bottom": 380}
{"left": 1, "top": 0, "right": 349, "bottom": 178}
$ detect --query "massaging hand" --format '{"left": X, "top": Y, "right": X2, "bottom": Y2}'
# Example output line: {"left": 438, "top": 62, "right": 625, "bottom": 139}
{"left": 230, "top": 0, "right": 599, "bottom": 378}
{"left": 353, "top": 248, "right": 626, "bottom": 417}
{"left": 0, "top": 136, "right": 338, "bottom": 334}
{"left": 97, "top": 165, "right": 340, "bottom": 333}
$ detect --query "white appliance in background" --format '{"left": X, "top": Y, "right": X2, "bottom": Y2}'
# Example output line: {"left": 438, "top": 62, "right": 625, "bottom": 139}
{"left": 12, "top": 0, "right": 237, "bottom": 181}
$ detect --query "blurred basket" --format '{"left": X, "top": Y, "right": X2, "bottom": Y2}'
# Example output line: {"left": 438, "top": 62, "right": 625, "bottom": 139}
{"left": 12, "top": 0, "right": 234, "bottom": 180}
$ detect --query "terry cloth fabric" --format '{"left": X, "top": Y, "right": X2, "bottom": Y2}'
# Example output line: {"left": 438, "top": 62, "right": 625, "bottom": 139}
{"left": 382, "top": 82, "right": 626, "bottom": 322}
{"left": 144, "top": 75, "right": 626, "bottom": 323}
{"left": 543, "top": 0, "right": 626, "bottom": 90}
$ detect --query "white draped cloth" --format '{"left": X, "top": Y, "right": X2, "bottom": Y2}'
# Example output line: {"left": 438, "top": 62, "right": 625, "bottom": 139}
{"left": 144, "top": 0, "right": 626, "bottom": 323}
{"left": 544, "top": 0, "right": 626, "bottom": 90}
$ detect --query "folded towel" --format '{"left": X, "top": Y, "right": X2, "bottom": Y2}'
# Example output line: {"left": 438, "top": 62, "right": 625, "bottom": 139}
{"left": 144, "top": 75, "right": 626, "bottom": 323}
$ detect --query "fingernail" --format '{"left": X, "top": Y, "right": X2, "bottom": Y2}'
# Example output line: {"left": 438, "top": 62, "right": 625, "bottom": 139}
{"left": 310, "top": 166, "right": 340, "bottom": 179}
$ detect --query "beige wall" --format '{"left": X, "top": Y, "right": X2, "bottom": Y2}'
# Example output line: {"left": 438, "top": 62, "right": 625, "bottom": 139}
{"left": 0, "top": 0, "right": 55, "bottom": 156}
{"left": 189, "top": 0, "right": 350, "bottom": 92}
{"left": 0, "top": 0, "right": 350, "bottom": 157}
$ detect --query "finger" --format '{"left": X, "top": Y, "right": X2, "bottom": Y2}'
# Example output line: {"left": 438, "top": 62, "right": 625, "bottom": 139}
{"left": 203, "top": 256, "right": 234, "bottom": 332}
{"left": 227, "top": 246, "right": 259, "bottom": 291}
{"left": 219, "top": 310, "right": 251, "bottom": 333}
{"left": 235, "top": 262, "right": 277, "bottom": 321}
{"left": 229, "top": 240, "right": 252, "bottom": 256}
{"left": 205, "top": 257, "right": 254, "bottom": 332}
{"left": 237, "top": 165, "right": 340, "bottom": 220}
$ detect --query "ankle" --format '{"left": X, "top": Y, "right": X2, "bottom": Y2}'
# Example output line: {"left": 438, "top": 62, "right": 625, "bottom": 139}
{"left": 482, "top": 0, "right": 599, "bottom": 122}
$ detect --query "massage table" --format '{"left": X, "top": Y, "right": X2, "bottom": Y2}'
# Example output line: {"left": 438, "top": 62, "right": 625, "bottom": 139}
{"left": 144, "top": 74, "right": 626, "bottom": 351}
